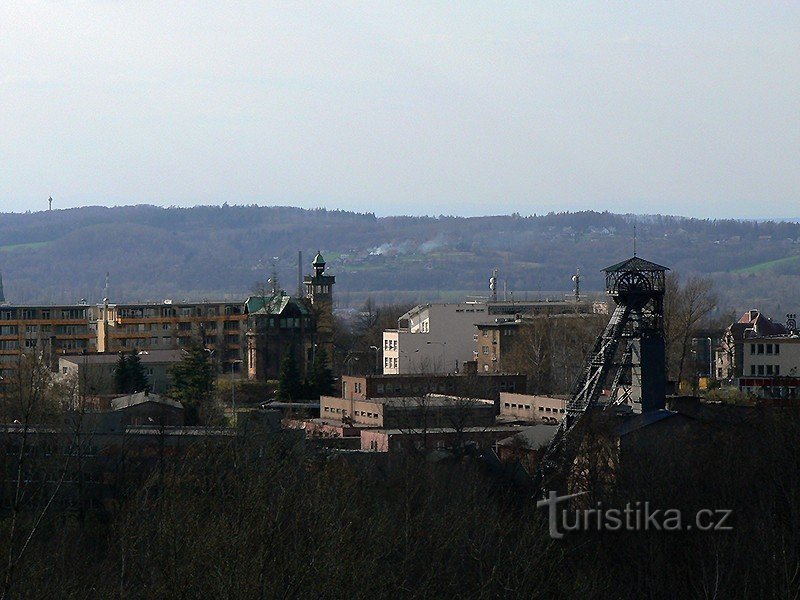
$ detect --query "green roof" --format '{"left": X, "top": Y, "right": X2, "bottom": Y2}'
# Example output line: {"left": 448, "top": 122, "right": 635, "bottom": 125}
{"left": 312, "top": 251, "right": 325, "bottom": 266}
{"left": 245, "top": 293, "right": 310, "bottom": 316}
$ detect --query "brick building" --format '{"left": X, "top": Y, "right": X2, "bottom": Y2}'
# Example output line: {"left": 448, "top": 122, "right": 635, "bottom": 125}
{"left": 245, "top": 252, "right": 334, "bottom": 381}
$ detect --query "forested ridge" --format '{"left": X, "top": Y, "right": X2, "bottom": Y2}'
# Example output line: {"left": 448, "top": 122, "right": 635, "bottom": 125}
{"left": 1, "top": 205, "right": 798, "bottom": 314}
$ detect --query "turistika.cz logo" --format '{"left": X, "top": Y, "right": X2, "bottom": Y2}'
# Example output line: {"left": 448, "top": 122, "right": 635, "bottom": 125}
{"left": 537, "top": 491, "right": 733, "bottom": 539}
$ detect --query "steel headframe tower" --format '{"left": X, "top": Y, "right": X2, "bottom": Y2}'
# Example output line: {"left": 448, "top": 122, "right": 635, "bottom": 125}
{"left": 535, "top": 256, "right": 668, "bottom": 487}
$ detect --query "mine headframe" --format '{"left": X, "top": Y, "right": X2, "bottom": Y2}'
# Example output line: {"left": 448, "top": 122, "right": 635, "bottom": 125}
{"left": 534, "top": 256, "right": 669, "bottom": 490}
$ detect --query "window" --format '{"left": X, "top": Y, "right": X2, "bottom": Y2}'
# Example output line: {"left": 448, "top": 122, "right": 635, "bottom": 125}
{"left": 21, "top": 309, "right": 36, "bottom": 320}
{"left": 757, "top": 365, "right": 764, "bottom": 375}
{"left": 504, "top": 403, "right": 510, "bottom": 408}
{"left": 766, "top": 365, "right": 773, "bottom": 375}
{"left": 482, "top": 346, "right": 489, "bottom": 355}
{"left": 775, "top": 345, "right": 780, "bottom": 355}
{"left": 538, "top": 407, "right": 544, "bottom": 412}
{"left": 393, "top": 358, "right": 398, "bottom": 368}
{"left": 776, "top": 365, "right": 781, "bottom": 375}
{"left": 766, "top": 344, "right": 773, "bottom": 355}
{"left": 750, "top": 365, "right": 756, "bottom": 375}
{"left": 757, "top": 344, "right": 764, "bottom": 355}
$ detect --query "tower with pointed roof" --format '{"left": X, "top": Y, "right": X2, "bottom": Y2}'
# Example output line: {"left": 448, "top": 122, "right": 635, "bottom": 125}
{"left": 242, "top": 252, "right": 336, "bottom": 383}
{"left": 304, "top": 251, "right": 335, "bottom": 366}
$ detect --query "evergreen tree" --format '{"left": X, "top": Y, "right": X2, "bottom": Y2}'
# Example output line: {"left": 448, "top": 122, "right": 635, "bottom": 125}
{"left": 126, "top": 352, "right": 150, "bottom": 393}
{"left": 307, "top": 347, "right": 335, "bottom": 399}
{"left": 277, "top": 347, "right": 303, "bottom": 401}
{"left": 113, "top": 351, "right": 151, "bottom": 394}
{"left": 168, "top": 344, "right": 215, "bottom": 425}
{"left": 113, "top": 353, "right": 129, "bottom": 394}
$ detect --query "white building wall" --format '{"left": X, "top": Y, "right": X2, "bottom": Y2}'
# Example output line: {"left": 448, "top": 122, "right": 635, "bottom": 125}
{"left": 382, "top": 302, "right": 487, "bottom": 374}
{"left": 741, "top": 338, "right": 800, "bottom": 378}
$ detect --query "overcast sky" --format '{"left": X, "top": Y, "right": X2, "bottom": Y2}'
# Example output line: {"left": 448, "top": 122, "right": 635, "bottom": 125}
{"left": 1, "top": 2, "right": 798, "bottom": 218}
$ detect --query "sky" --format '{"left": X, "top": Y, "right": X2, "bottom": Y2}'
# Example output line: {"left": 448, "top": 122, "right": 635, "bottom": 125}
{"left": 1, "top": 2, "right": 798, "bottom": 218}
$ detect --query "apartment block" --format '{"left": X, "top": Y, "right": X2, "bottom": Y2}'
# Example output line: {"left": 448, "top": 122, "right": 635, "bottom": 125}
{"left": 0, "top": 303, "right": 97, "bottom": 379}
{"left": 97, "top": 301, "right": 247, "bottom": 373}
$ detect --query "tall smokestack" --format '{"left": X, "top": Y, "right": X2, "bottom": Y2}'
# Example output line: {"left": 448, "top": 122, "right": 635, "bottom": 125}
{"left": 298, "top": 251, "right": 303, "bottom": 297}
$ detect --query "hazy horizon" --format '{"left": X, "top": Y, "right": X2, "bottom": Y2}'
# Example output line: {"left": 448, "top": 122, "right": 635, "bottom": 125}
{"left": 2, "top": 3, "right": 798, "bottom": 219}
{"left": 1, "top": 203, "right": 798, "bottom": 224}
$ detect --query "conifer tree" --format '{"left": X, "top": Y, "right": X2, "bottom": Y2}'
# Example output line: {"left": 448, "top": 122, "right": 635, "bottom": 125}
{"left": 168, "top": 344, "right": 215, "bottom": 424}
{"left": 307, "top": 347, "right": 335, "bottom": 398}
{"left": 113, "top": 351, "right": 151, "bottom": 394}
{"left": 277, "top": 348, "right": 303, "bottom": 401}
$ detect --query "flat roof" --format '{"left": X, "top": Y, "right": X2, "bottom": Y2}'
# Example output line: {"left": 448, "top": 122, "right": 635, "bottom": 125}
{"left": 60, "top": 349, "right": 187, "bottom": 365}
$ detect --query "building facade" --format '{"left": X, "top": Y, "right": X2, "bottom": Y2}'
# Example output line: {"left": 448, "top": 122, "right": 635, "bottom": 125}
{"left": 715, "top": 310, "right": 789, "bottom": 381}
{"left": 245, "top": 252, "right": 334, "bottom": 381}
{"left": 382, "top": 302, "right": 488, "bottom": 374}
{"left": 737, "top": 335, "right": 800, "bottom": 399}
{"left": 340, "top": 373, "right": 526, "bottom": 403}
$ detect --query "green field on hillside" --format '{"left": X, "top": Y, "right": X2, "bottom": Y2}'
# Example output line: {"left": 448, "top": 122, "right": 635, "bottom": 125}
{"left": 733, "top": 253, "right": 800, "bottom": 275}
{"left": 0, "top": 241, "right": 51, "bottom": 252}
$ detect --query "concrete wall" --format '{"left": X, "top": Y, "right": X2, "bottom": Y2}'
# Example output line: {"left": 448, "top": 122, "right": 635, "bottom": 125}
{"left": 499, "top": 392, "right": 567, "bottom": 424}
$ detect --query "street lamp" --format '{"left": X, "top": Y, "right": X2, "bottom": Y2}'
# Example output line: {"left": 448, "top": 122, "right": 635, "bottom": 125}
{"left": 230, "top": 359, "right": 243, "bottom": 427}
{"left": 369, "top": 345, "right": 379, "bottom": 374}
{"left": 426, "top": 341, "right": 446, "bottom": 373}
{"left": 344, "top": 353, "right": 360, "bottom": 376}
{"left": 399, "top": 349, "right": 419, "bottom": 374}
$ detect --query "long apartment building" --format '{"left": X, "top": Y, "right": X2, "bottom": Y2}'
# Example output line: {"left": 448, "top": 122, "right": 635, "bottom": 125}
{"left": 97, "top": 301, "right": 247, "bottom": 373}
{"left": 0, "top": 303, "right": 97, "bottom": 379}
{"left": 0, "top": 300, "right": 248, "bottom": 381}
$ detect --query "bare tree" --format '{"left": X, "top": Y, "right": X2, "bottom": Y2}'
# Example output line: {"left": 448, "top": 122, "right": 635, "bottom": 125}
{"left": 663, "top": 273, "right": 718, "bottom": 386}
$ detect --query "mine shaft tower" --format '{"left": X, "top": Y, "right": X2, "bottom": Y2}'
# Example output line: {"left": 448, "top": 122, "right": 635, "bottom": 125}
{"left": 568, "top": 256, "right": 668, "bottom": 418}
{"left": 536, "top": 256, "right": 668, "bottom": 487}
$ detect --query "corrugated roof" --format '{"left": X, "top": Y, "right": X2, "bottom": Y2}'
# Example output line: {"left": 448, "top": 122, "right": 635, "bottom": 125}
{"left": 111, "top": 391, "right": 183, "bottom": 410}
{"left": 496, "top": 425, "right": 559, "bottom": 448}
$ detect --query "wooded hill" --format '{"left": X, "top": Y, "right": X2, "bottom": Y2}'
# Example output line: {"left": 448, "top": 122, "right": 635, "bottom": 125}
{"left": 1, "top": 205, "right": 798, "bottom": 316}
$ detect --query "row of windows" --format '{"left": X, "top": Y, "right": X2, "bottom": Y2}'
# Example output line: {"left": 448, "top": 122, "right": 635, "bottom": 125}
{"left": 750, "top": 364, "right": 781, "bottom": 376}
{"left": 118, "top": 305, "right": 241, "bottom": 318}
{"left": 502, "top": 402, "right": 565, "bottom": 414}
{"left": 504, "top": 402, "right": 532, "bottom": 410}
{"left": 384, "top": 357, "right": 399, "bottom": 369}
{"left": 384, "top": 339, "right": 398, "bottom": 350}
{"left": 323, "top": 406, "right": 377, "bottom": 418}
{"left": 750, "top": 343, "right": 781, "bottom": 355}
{"left": 1, "top": 308, "right": 87, "bottom": 321}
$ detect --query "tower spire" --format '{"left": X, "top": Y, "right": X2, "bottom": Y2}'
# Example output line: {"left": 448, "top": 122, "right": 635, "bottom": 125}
{"left": 0, "top": 271, "right": 5, "bottom": 304}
